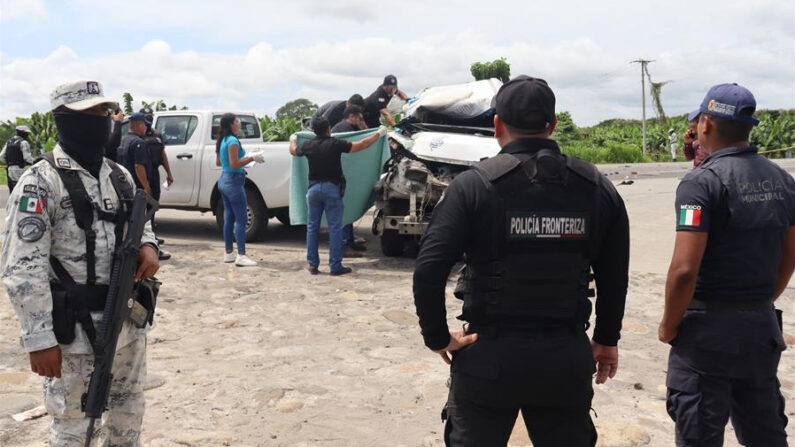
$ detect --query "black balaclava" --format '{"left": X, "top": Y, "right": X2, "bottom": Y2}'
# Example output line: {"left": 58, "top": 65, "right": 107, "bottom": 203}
{"left": 53, "top": 109, "right": 111, "bottom": 177}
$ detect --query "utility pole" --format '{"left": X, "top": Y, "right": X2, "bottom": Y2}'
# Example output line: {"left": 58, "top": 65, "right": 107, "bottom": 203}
{"left": 631, "top": 59, "right": 654, "bottom": 154}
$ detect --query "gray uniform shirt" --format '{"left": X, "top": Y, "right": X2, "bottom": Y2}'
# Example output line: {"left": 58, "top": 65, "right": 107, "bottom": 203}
{"left": 0, "top": 139, "right": 35, "bottom": 181}
{"left": 0, "top": 145, "right": 157, "bottom": 354}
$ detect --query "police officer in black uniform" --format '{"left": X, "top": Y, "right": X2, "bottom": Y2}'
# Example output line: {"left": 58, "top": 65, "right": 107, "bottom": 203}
{"left": 413, "top": 76, "right": 629, "bottom": 447}
{"left": 140, "top": 107, "right": 173, "bottom": 259}
{"left": 659, "top": 83, "right": 794, "bottom": 447}
{"left": 0, "top": 125, "right": 35, "bottom": 193}
{"left": 117, "top": 112, "right": 153, "bottom": 195}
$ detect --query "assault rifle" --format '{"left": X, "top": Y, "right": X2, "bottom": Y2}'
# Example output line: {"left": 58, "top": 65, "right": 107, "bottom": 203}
{"left": 82, "top": 190, "right": 158, "bottom": 446}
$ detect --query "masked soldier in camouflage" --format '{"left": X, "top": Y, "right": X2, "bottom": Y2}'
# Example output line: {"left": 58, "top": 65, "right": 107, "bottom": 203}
{"left": 0, "top": 125, "right": 36, "bottom": 193}
{"left": 0, "top": 80, "right": 160, "bottom": 446}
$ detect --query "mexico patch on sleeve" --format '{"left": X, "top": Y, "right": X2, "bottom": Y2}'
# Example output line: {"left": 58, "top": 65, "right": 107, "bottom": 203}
{"left": 679, "top": 205, "right": 702, "bottom": 227}
{"left": 18, "top": 196, "right": 45, "bottom": 214}
{"left": 507, "top": 212, "right": 588, "bottom": 240}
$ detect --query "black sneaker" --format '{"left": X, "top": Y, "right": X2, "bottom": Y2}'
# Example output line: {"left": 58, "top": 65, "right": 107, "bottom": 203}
{"left": 306, "top": 265, "right": 319, "bottom": 275}
{"left": 330, "top": 266, "right": 352, "bottom": 276}
{"left": 158, "top": 250, "right": 171, "bottom": 261}
{"left": 156, "top": 237, "right": 165, "bottom": 245}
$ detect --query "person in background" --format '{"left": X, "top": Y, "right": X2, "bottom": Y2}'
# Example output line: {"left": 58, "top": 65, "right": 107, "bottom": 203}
{"left": 313, "top": 94, "right": 366, "bottom": 129}
{"left": 362, "top": 75, "right": 409, "bottom": 128}
{"left": 683, "top": 120, "right": 707, "bottom": 168}
{"left": 116, "top": 113, "right": 152, "bottom": 195}
{"left": 104, "top": 109, "right": 125, "bottom": 161}
{"left": 0, "top": 125, "right": 35, "bottom": 193}
{"left": 289, "top": 118, "right": 386, "bottom": 275}
{"left": 141, "top": 107, "right": 174, "bottom": 260}
{"left": 669, "top": 128, "right": 678, "bottom": 162}
{"left": 216, "top": 113, "right": 264, "bottom": 267}
{"left": 331, "top": 105, "right": 370, "bottom": 253}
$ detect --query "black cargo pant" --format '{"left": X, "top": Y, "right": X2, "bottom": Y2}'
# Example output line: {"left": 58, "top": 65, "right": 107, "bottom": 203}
{"left": 666, "top": 307, "right": 788, "bottom": 447}
{"left": 443, "top": 327, "right": 597, "bottom": 447}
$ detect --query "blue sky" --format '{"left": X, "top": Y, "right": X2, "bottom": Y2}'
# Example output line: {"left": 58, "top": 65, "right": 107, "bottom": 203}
{"left": 1, "top": 0, "right": 793, "bottom": 125}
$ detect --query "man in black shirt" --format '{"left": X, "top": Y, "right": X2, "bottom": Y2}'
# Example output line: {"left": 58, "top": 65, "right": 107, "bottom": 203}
{"left": 289, "top": 118, "right": 386, "bottom": 275}
{"left": 362, "top": 74, "right": 408, "bottom": 128}
{"left": 141, "top": 107, "right": 174, "bottom": 260}
{"left": 116, "top": 112, "right": 152, "bottom": 195}
{"left": 413, "top": 76, "right": 629, "bottom": 446}
{"left": 659, "top": 83, "right": 794, "bottom": 447}
{"left": 312, "top": 94, "right": 366, "bottom": 129}
{"left": 331, "top": 106, "right": 366, "bottom": 134}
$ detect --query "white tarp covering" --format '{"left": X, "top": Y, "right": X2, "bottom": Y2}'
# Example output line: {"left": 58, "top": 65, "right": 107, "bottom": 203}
{"left": 403, "top": 78, "right": 502, "bottom": 119}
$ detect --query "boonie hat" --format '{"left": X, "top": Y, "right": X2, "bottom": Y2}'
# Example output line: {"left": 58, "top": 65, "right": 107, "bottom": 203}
{"left": 687, "top": 83, "right": 759, "bottom": 125}
{"left": 50, "top": 80, "right": 119, "bottom": 112}
{"left": 491, "top": 75, "right": 556, "bottom": 132}
{"left": 129, "top": 112, "right": 148, "bottom": 122}
{"left": 15, "top": 125, "right": 31, "bottom": 134}
{"left": 383, "top": 75, "right": 398, "bottom": 87}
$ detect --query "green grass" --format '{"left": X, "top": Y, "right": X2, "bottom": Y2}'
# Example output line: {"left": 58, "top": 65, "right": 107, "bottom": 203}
{"left": 0, "top": 169, "right": 6, "bottom": 186}
{"left": 561, "top": 141, "right": 651, "bottom": 164}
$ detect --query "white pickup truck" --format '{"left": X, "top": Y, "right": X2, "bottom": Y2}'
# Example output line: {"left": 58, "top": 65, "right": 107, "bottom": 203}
{"left": 149, "top": 110, "right": 292, "bottom": 241}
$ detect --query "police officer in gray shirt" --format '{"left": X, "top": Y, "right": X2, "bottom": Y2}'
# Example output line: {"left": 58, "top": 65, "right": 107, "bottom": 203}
{"left": 659, "top": 83, "right": 795, "bottom": 446}
{"left": 0, "top": 125, "right": 35, "bottom": 192}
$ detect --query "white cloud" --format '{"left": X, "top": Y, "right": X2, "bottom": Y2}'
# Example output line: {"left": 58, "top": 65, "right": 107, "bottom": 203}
{"left": 0, "top": 0, "right": 48, "bottom": 23}
{"left": 1, "top": 0, "right": 793, "bottom": 125}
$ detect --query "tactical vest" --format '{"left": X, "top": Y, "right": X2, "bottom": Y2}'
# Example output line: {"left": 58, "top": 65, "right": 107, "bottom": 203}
{"left": 116, "top": 133, "right": 142, "bottom": 175}
{"left": 41, "top": 152, "right": 134, "bottom": 344}
{"left": 458, "top": 148, "right": 600, "bottom": 327}
{"left": 143, "top": 129, "right": 164, "bottom": 167}
{"left": 5, "top": 136, "right": 27, "bottom": 167}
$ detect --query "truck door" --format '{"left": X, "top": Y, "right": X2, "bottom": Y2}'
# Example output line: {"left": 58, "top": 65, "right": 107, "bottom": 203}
{"left": 155, "top": 114, "right": 200, "bottom": 205}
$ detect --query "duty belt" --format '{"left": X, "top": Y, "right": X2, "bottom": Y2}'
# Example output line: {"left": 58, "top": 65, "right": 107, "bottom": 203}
{"left": 464, "top": 322, "right": 574, "bottom": 339}
{"left": 688, "top": 298, "right": 772, "bottom": 311}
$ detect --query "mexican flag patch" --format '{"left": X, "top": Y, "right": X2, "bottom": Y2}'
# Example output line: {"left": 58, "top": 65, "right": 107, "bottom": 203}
{"left": 19, "top": 196, "right": 44, "bottom": 214}
{"left": 679, "top": 207, "right": 701, "bottom": 226}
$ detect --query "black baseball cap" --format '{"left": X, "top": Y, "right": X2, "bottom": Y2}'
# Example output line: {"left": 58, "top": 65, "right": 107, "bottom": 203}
{"left": 383, "top": 75, "right": 398, "bottom": 87}
{"left": 491, "top": 75, "right": 556, "bottom": 132}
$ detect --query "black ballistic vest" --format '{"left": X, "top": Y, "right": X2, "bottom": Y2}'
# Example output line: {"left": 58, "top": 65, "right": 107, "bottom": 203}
{"left": 144, "top": 129, "right": 164, "bottom": 167}
{"left": 459, "top": 148, "right": 600, "bottom": 326}
{"left": 5, "top": 136, "right": 27, "bottom": 167}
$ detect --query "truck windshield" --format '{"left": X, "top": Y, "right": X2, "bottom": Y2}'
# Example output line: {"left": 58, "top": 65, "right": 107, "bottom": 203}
{"left": 156, "top": 116, "right": 199, "bottom": 145}
{"left": 211, "top": 115, "right": 261, "bottom": 140}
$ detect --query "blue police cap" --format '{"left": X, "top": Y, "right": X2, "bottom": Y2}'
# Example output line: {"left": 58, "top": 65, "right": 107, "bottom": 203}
{"left": 688, "top": 83, "right": 759, "bottom": 125}
{"left": 130, "top": 112, "right": 147, "bottom": 122}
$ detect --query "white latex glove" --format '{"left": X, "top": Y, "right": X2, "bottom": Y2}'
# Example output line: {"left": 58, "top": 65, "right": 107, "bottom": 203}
{"left": 377, "top": 126, "right": 388, "bottom": 138}
{"left": 252, "top": 154, "right": 265, "bottom": 163}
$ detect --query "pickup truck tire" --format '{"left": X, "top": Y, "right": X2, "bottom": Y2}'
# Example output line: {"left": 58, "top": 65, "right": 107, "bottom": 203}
{"left": 379, "top": 199, "right": 410, "bottom": 257}
{"left": 214, "top": 187, "right": 269, "bottom": 242}
{"left": 380, "top": 230, "right": 405, "bottom": 257}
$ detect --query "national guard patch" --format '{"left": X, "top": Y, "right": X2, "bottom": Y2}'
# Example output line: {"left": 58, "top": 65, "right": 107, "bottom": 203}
{"left": 56, "top": 158, "right": 71, "bottom": 168}
{"left": 507, "top": 212, "right": 588, "bottom": 240}
{"left": 18, "top": 196, "right": 45, "bottom": 214}
{"left": 17, "top": 216, "right": 46, "bottom": 242}
{"left": 22, "top": 184, "right": 45, "bottom": 195}
{"left": 103, "top": 198, "right": 114, "bottom": 210}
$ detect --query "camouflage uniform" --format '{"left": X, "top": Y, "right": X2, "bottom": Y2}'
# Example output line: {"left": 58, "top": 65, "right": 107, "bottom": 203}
{"left": 0, "top": 144, "right": 156, "bottom": 446}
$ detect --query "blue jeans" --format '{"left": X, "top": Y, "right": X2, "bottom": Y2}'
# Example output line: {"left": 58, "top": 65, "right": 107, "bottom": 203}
{"left": 306, "top": 182, "right": 344, "bottom": 271}
{"left": 342, "top": 224, "right": 355, "bottom": 246}
{"left": 218, "top": 171, "right": 247, "bottom": 254}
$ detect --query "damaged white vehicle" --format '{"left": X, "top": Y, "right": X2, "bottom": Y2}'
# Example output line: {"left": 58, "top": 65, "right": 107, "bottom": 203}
{"left": 372, "top": 79, "right": 503, "bottom": 256}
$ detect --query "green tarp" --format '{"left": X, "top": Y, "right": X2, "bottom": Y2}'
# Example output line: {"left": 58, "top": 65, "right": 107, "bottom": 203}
{"left": 289, "top": 129, "right": 391, "bottom": 226}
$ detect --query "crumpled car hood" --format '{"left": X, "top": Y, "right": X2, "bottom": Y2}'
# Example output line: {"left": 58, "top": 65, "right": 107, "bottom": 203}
{"left": 396, "top": 131, "right": 501, "bottom": 166}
